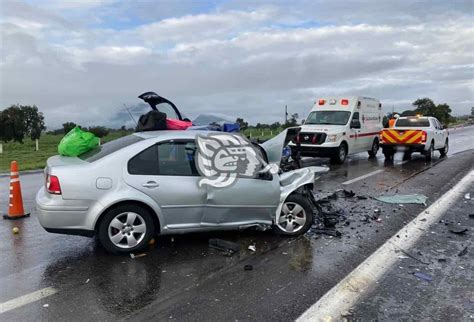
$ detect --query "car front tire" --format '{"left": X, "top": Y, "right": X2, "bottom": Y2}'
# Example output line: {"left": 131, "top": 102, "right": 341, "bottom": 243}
{"left": 98, "top": 204, "right": 155, "bottom": 254}
{"left": 273, "top": 194, "right": 313, "bottom": 236}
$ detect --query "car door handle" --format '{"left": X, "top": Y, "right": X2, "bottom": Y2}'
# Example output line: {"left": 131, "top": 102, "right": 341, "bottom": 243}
{"left": 142, "top": 181, "right": 159, "bottom": 188}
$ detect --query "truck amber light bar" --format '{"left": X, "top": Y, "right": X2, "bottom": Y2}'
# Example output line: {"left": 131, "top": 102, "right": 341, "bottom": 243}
{"left": 341, "top": 99, "right": 349, "bottom": 105}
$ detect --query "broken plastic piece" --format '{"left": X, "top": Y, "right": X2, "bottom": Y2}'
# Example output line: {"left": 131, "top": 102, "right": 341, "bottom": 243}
{"left": 449, "top": 227, "right": 468, "bottom": 235}
{"left": 375, "top": 194, "right": 428, "bottom": 205}
{"left": 209, "top": 238, "right": 240, "bottom": 254}
{"left": 248, "top": 245, "right": 256, "bottom": 252}
{"left": 458, "top": 246, "right": 468, "bottom": 257}
{"left": 465, "top": 193, "right": 471, "bottom": 200}
{"left": 413, "top": 272, "right": 433, "bottom": 282}
{"left": 130, "top": 253, "right": 147, "bottom": 259}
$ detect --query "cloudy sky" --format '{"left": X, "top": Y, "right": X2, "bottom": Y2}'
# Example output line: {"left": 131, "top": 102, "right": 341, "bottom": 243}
{"left": 0, "top": 0, "right": 473, "bottom": 128}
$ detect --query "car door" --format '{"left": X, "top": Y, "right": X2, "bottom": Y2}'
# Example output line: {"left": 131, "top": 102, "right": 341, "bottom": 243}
{"left": 200, "top": 142, "right": 281, "bottom": 227}
{"left": 124, "top": 140, "right": 206, "bottom": 230}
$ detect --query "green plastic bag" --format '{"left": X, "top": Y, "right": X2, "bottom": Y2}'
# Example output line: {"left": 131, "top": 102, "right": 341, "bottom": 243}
{"left": 58, "top": 127, "right": 100, "bottom": 157}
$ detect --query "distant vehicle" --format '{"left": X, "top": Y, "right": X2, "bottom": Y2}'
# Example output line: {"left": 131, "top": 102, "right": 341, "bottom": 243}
{"left": 291, "top": 97, "right": 383, "bottom": 164}
{"left": 36, "top": 129, "right": 328, "bottom": 254}
{"left": 380, "top": 116, "right": 449, "bottom": 161}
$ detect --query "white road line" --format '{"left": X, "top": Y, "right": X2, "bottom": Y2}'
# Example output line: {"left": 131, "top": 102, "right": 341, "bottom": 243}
{"left": 298, "top": 169, "right": 474, "bottom": 322}
{"left": 341, "top": 169, "right": 384, "bottom": 185}
{"left": 0, "top": 287, "right": 57, "bottom": 314}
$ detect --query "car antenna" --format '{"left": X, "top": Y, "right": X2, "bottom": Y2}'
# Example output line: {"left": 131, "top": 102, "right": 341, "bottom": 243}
{"left": 123, "top": 103, "right": 137, "bottom": 127}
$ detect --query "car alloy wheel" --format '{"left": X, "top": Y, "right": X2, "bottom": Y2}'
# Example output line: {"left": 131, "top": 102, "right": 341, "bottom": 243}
{"left": 277, "top": 201, "right": 307, "bottom": 233}
{"left": 108, "top": 212, "right": 147, "bottom": 249}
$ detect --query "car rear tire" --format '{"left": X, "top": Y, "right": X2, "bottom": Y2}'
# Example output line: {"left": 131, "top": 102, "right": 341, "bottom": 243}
{"left": 368, "top": 138, "right": 379, "bottom": 158}
{"left": 98, "top": 204, "right": 155, "bottom": 254}
{"left": 425, "top": 141, "right": 435, "bottom": 161}
{"left": 440, "top": 139, "right": 449, "bottom": 157}
{"left": 273, "top": 194, "right": 313, "bottom": 236}
{"left": 330, "top": 142, "right": 348, "bottom": 164}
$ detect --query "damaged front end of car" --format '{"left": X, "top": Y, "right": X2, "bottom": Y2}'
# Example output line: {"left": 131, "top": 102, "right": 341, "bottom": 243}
{"left": 258, "top": 128, "right": 329, "bottom": 234}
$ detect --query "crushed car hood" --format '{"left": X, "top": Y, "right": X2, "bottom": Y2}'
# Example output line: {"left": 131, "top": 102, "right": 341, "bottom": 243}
{"left": 260, "top": 127, "right": 300, "bottom": 167}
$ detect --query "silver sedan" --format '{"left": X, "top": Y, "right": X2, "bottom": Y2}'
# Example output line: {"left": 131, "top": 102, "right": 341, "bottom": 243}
{"left": 36, "top": 129, "right": 328, "bottom": 253}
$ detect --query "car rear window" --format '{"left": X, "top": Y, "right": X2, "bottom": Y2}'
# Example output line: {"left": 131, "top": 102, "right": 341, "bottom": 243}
{"left": 395, "top": 118, "right": 430, "bottom": 127}
{"left": 79, "top": 134, "right": 144, "bottom": 162}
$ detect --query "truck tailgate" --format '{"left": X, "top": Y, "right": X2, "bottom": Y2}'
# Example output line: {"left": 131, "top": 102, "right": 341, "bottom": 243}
{"left": 381, "top": 129, "right": 424, "bottom": 144}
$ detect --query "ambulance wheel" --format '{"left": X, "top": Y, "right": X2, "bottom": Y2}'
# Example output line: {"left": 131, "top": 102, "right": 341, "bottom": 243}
{"left": 330, "top": 143, "right": 347, "bottom": 164}
{"left": 368, "top": 138, "right": 379, "bottom": 158}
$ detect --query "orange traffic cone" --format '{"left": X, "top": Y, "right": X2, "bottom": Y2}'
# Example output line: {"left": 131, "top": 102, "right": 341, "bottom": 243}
{"left": 3, "top": 161, "right": 30, "bottom": 220}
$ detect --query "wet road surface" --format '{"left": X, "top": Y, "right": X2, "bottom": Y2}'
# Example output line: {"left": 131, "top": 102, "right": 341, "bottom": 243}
{"left": 0, "top": 125, "right": 473, "bottom": 320}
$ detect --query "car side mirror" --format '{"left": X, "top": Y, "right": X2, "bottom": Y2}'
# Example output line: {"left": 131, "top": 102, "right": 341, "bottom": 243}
{"left": 350, "top": 119, "right": 361, "bottom": 129}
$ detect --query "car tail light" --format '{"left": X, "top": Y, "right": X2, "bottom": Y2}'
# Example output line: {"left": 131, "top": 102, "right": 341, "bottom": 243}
{"left": 341, "top": 99, "right": 349, "bottom": 105}
{"left": 421, "top": 131, "right": 427, "bottom": 143}
{"left": 46, "top": 175, "right": 62, "bottom": 195}
{"left": 318, "top": 99, "right": 326, "bottom": 105}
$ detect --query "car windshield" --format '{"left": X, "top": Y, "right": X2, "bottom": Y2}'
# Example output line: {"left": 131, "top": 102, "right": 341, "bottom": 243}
{"left": 79, "top": 134, "right": 143, "bottom": 162}
{"left": 305, "top": 111, "right": 351, "bottom": 125}
{"left": 396, "top": 118, "right": 430, "bottom": 127}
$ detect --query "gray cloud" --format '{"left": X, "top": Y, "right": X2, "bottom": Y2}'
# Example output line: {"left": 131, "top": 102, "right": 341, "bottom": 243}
{"left": 0, "top": 0, "right": 472, "bottom": 129}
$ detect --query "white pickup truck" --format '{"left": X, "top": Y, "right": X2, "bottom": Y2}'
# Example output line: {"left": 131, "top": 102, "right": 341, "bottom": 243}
{"left": 380, "top": 116, "right": 449, "bottom": 161}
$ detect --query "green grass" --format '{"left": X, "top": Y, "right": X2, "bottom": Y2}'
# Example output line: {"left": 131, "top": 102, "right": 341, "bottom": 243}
{"left": 0, "top": 131, "right": 130, "bottom": 172}
{"left": 0, "top": 128, "right": 284, "bottom": 173}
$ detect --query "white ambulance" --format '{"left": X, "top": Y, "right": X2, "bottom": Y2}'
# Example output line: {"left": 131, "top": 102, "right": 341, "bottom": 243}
{"left": 294, "top": 97, "right": 383, "bottom": 164}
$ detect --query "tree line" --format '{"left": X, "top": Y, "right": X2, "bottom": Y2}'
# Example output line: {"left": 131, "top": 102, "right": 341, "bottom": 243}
{"left": 0, "top": 104, "right": 46, "bottom": 143}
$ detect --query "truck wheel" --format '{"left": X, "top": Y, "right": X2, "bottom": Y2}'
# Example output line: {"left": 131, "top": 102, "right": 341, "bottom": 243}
{"left": 425, "top": 142, "right": 435, "bottom": 161}
{"left": 330, "top": 143, "right": 347, "bottom": 164}
{"left": 98, "top": 204, "right": 155, "bottom": 254}
{"left": 368, "top": 138, "right": 379, "bottom": 158}
{"left": 273, "top": 194, "right": 313, "bottom": 236}
{"left": 440, "top": 139, "right": 449, "bottom": 157}
{"left": 383, "top": 148, "right": 394, "bottom": 160}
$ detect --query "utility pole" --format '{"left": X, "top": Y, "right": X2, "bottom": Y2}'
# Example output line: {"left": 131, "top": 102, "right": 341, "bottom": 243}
{"left": 285, "top": 105, "right": 288, "bottom": 125}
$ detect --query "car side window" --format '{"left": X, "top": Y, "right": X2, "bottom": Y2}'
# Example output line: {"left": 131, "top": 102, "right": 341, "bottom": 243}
{"left": 128, "top": 145, "right": 159, "bottom": 175}
{"left": 157, "top": 141, "right": 199, "bottom": 176}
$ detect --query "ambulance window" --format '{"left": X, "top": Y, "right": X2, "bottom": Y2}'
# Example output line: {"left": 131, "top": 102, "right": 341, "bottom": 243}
{"left": 352, "top": 112, "right": 360, "bottom": 120}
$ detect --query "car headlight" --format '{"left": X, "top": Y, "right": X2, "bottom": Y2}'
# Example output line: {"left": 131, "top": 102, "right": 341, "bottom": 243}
{"left": 326, "top": 134, "right": 340, "bottom": 142}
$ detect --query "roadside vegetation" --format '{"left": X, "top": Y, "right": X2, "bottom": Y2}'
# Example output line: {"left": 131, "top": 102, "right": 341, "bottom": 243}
{"left": 1, "top": 98, "right": 470, "bottom": 172}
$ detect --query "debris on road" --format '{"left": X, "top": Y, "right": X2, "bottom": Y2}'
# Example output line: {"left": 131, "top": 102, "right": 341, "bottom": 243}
{"left": 375, "top": 194, "right": 428, "bottom": 205}
{"left": 244, "top": 265, "right": 253, "bottom": 271}
{"left": 85, "top": 279, "right": 90, "bottom": 284}
{"left": 469, "top": 214, "right": 474, "bottom": 219}
{"left": 464, "top": 193, "right": 471, "bottom": 200}
{"left": 312, "top": 228, "right": 342, "bottom": 238}
{"left": 248, "top": 245, "right": 256, "bottom": 252}
{"left": 413, "top": 272, "right": 433, "bottom": 282}
{"left": 130, "top": 253, "right": 147, "bottom": 259}
{"left": 43, "top": 304, "right": 49, "bottom": 308}
{"left": 12, "top": 226, "right": 19, "bottom": 234}
{"left": 449, "top": 227, "right": 468, "bottom": 235}
{"left": 209, "top": 238, "right": 240, "bottom": 255}
{"left": 458, "top": 246, "right": 468, "bottom": 257}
